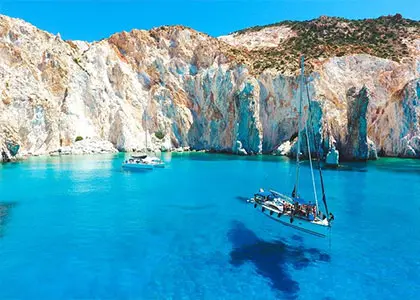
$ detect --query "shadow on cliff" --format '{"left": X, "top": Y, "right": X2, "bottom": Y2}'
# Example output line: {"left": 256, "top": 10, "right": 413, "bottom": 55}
{"left": 228, "top": 221, "right": 330, "bottom": 299}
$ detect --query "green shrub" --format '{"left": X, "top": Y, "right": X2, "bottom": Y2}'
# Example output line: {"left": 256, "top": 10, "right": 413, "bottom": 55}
{"left": 75, "top": 136, "right": 83, "bottom": 142}
{"left": 155, "top": 131, "right": 165, "bottom": 140}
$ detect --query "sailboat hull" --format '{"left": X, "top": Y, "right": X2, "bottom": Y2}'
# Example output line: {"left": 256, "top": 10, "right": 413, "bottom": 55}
{"left": 122, "top": 163, "right": 154, "bottom": 170}
{"left": 252, "top": 202, "right": 330, "bottom": 238}
{"left": 122, "top": 162, "right": 165, "bottom": 170}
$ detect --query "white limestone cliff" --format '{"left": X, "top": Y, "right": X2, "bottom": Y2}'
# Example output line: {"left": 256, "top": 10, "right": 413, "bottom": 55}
{"left": 0, "top": 15, "right": 419, "bottom": 162}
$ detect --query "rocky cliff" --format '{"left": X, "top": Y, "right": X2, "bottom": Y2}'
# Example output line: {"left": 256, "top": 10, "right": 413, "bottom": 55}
{"left": 0, "top": 14, "right": 419, "bottom": 162}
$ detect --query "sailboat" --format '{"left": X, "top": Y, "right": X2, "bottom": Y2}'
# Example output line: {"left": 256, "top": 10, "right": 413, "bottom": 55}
{"left": 248, "top": 56, "right": 334, "bottom": 238}
{"left": 122, "top": 98, "right": 165, "bottom": 170}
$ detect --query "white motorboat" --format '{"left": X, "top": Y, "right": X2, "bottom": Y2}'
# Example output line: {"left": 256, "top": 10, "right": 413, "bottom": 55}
{"left": 142, "top": 156, "right": 165, "bottom": 168}
{"left": 122, "top": 155, "right": 164, "bottom": 170}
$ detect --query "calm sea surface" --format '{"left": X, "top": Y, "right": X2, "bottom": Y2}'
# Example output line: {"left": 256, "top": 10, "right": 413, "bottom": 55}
{"left": 0, "top": 153, "right": 419, "bottom": 299}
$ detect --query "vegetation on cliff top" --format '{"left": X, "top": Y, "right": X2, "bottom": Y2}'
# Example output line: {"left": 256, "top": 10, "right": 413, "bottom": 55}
{"left": 227, "top": 14, "right": 420, "bottom": 74}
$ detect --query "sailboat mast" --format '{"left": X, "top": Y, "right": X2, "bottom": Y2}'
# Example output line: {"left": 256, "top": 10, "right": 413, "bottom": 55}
{"left": 145, "top": 94, "right": 150, "bottom": 151}
{"left": 144, "top": 112, "right": 148, "bottom": 150}
{"left": 303, "top": 90, "right": 320, "bottom": 214}
{"left": 305, "top": 83, "right": 329, "bottom": 217}
{"left": 293, "top": 56, "right": 305, "bottom": 198}
{"left": 144, "top": 93, "right": 152, "bottom": 152}
{"left": 145, "top": 127, "right": 148, "bottom": 150}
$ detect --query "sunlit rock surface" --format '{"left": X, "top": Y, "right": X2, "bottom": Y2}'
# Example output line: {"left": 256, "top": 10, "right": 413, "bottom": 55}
{"left": 49, "top": 138, "right": 118, "bottom": 156}
{"left": 0, "top": 15, "right": 419, "bottom": 161}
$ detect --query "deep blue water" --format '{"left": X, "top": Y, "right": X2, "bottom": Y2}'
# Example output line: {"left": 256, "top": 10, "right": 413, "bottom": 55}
{"left": 0, "top": 153, "right": 419, "bottom": 299}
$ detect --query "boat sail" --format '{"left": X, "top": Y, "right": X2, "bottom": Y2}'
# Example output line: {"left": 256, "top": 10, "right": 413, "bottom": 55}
{"left": 122, "top": 94, "right": 165, "bottom": 170}
{"left": 248, "top": 56, "right": 334, "bottom": 238}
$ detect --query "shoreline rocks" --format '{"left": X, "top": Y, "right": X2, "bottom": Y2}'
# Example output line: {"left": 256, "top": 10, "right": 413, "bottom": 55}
{"left": 48, "top": 138, "right": 118, "bottom": 156}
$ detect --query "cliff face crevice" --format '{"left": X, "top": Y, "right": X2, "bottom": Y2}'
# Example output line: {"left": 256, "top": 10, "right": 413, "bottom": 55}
{"left": 343, "top": 86, "right": 371, "bottom": 160}
{"left": 0, "top": 15, "right": 419, "bottom": 161}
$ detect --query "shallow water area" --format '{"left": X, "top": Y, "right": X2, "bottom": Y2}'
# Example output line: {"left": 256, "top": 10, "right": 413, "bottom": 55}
{"left": 0, "top": 153, "right": 419, "bottom": 299}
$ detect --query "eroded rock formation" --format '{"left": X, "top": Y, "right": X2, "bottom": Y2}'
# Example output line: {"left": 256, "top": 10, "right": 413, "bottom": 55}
{"left": 0, "top": 15, "right": 419, "bottom": 162}
{"left": 343, "top": 86, "right": 374, "bottom": 160}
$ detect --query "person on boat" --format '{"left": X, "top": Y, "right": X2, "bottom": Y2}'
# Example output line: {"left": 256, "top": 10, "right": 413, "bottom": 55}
{"left": 282, "top": 202, "right": 288, "bottom": 213}
{"left": 281, "top": 200, "right": 286, "bottom": 212}
{"left": 328, "top": 213, "right": 335, "bottom": 222}
{"left": 310, "top": 207, "right": 315, "bottom": 217}
{"left": 298, "top": 204, "right": 305, "bottom": 217}
{"left": 278, "top": 203, "right": 284, "bottom": 214}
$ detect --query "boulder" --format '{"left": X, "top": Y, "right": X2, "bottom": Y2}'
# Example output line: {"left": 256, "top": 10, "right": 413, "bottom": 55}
{"left": 274, "top": 141, "right": 292, "bottom": 156}
{"left": 325, "top": 146, "right": 339, "bottom": 167}
{"left": 234, "top": 140, "right": 248, "bottom": 156}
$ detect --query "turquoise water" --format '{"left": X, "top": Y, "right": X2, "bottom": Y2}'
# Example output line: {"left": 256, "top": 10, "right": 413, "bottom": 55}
{"left": 0, "top": 153, "right": 419, "bottom": 299}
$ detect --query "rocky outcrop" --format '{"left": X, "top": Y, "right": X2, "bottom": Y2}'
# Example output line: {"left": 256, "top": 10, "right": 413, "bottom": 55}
{"left": 49, "top": 138, "right": 118, "bottom": 156}
{"left": 325, "top": 146, "right": 339, "bottom": 166}
{"left": 0, "top": 14, "right": 419, "bottom": 162}
{"left": 342, "top": 86, "right": 375, "bottom": 160}
{"left": 371, "top": 78, "right": 420, "bottom": 158}
{"left": 0, "top": 121, "right": 21, "bottom": 162}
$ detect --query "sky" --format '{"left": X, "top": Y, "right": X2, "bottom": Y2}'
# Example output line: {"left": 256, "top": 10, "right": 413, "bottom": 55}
{"left": 0, "top": 0, "right": 418, "bottom": 42}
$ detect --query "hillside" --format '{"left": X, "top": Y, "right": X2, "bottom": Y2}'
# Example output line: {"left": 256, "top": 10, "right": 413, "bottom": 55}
{"left": 220, "top": 14, "right": 420, "bottom": 74}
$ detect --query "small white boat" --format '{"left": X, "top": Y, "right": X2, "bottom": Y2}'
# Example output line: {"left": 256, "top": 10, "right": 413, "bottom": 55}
{"left": 142, "top": 156, "right": 165, "bottom": 168}
{"left": 122, "top": 155, "right": 165, "bottom": 170}
{"left": 123, "top": 98, "right": 166, "bottom": 171}
{"left": 122, "top": 157, "right": 153, "bottom": 170}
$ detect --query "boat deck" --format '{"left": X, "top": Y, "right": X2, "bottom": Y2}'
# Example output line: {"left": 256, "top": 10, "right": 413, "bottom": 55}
{"left": 257, "top": 201, "right": 329, "bottom": 226}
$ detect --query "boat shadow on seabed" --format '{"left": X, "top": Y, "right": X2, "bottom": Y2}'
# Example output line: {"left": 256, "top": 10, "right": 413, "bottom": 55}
{"left": 227, "top": 221, "right": 330, "bottom": 299}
